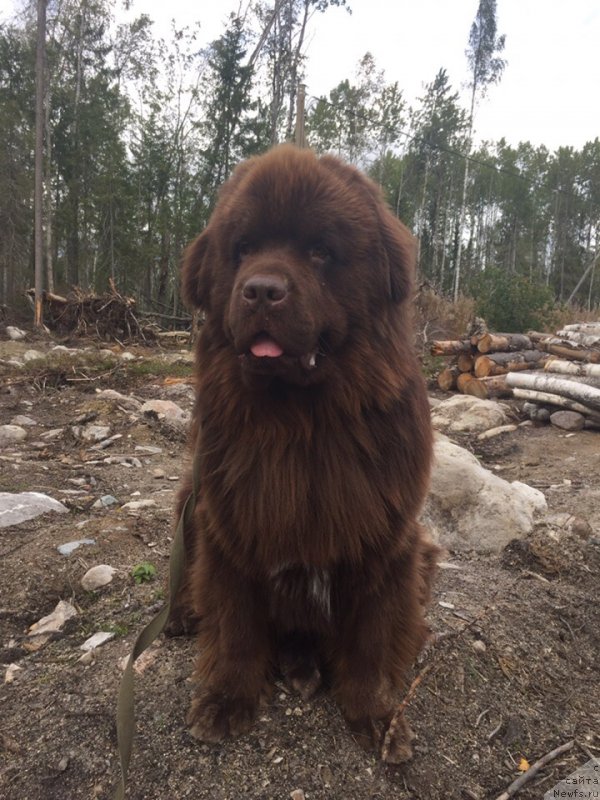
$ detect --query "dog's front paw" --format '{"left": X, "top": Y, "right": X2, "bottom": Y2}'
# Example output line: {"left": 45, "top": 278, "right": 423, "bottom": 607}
{"left": 187, "top": 692, "right": 258, "bottom": 742}
{"left": 382, "top": 714, "right": 416, "bottom": 764}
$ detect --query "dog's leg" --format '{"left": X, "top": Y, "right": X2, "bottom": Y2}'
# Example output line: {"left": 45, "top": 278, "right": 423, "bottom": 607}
{"left": 278, "top": 630, "right": 322, "bottom": 700}
{"left": 331, "top": 555, "right": 429, "bottom": 762}
{"left": 187, "top": 542, "right": 272, "bottom": 742}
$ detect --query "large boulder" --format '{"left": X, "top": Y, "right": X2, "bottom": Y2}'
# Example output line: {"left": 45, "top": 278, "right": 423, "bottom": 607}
{"left": 422, "top": 436, "right": 547, "bottom": 553}
{"left": 431, "top": 395, "right": 510, "bottom": 434}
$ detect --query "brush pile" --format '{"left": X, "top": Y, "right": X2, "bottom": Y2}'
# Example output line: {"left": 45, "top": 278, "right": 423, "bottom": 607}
{"left": 29, "top": 281, "right": 155, "bottom": 342}
{"left": 432, "top": 322, "right": 600, "bottom": 430}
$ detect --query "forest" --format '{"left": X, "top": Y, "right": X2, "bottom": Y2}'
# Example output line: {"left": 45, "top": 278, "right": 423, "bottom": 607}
{"left": 1, "top": 0, "right": 599, "bottom": 328}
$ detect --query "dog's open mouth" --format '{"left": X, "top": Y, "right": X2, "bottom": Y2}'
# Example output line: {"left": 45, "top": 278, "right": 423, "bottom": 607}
{"left": 244, "top": 333, "right": 318, "bottom": 372}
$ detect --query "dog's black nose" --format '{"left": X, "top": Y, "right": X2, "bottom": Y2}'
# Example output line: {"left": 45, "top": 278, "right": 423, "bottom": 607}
{"left": 242, "top": 275, "right": 288, "bottom": 307}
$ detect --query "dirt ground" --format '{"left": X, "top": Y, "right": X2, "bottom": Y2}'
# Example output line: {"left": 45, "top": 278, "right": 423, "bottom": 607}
{"left": 1, "top": 337, "right": 599, "bottom": 800}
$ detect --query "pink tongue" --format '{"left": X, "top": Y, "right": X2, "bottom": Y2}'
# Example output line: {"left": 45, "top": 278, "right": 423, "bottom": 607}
{"left": 250, "top": 336, "right": 284, "bottom": 358}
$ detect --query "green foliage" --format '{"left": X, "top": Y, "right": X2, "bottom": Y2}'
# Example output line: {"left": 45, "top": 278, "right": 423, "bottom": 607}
{"left": 131, "top": 562, "right": 157, "bottom": 585}
{"left": 467, "top": 267, "right": 556, "bottom": 332}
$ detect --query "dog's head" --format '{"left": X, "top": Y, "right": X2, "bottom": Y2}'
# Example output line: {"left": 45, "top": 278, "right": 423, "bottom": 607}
{"left": 182, "top": 145, "right": 415, "bottom": 386}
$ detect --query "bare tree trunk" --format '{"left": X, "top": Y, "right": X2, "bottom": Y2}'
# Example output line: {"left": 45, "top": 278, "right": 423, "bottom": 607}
{"left": 34, "top": 0, "right": 47, "bottom": 327}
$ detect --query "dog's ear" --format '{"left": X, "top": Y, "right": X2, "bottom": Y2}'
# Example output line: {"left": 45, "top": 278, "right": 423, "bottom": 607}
{"left": 378, "top": 209, "right": 415, "bottom": 304}
{"left": 181, "top": 230, "right": 211, "bottom": 311}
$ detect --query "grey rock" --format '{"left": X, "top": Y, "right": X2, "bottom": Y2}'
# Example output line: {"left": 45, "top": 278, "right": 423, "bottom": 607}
{"left": 0, "top": 492, "right": 68, "bottom": 528}
{"left": 431, "top": 395, "right": 510, "bottom": 434}
{"left": 57, "top": 538, "right": 96, "bottom": 556}
{"left": 549, "top": 410, "right": 585, "bottom": 431}
{"left": 81, "top": 564, "right": 116, "bottom": 591}
{"left": 6, "top": 326, "right": 27, "bottom": 341}
{"left": 422, "top": 436, "right": 547, "bottom": 553}
{"left": 92, "top": 494, "right": 118, "bottom": 509}
{"left": 0, "top": 425, "right": 27, "bottom": 447}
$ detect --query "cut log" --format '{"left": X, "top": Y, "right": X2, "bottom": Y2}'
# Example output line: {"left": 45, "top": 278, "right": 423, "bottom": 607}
{"left": 456, "top": 373, "right": 477, "bottom": 393}
{"left": 430, "top": 339, "right": 473, "bottom": 356}
{"left": 560, "top": 322, "right": 600, "bottom": 335}
{"left": 506, "top": 372, "right": 600, "bottom": 412}
{"left": 457, "top": 353, "right": 475, "bottom": 372}
{"left": 476, "top": 333, "right": 533, "bottom": 354}
{"left": 512, "top": 388, "right": 600, "bottom": 424}
{"left": 545, "top": 359, "right": 600, "bottom": 379}
{"left": 474, "top": 350, "right": 548, "bottom": 377}
{"left": 437, "top": 365, "right": 460, "bottom": 391}
{"left": 528, "top": 331, "right": 600, "bottom": 362}
{"left": 556, "top": 329, "right": 600, "bottom": 347}
{"left": 463, "top": 375, "right": 511, "bottom": 399}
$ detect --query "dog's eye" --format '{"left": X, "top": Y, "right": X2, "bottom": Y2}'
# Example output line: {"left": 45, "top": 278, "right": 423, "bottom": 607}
{"left": 235, "top": 241, "right": 254, "bottom": 263}
{"left": 308, "top": 245, "right": 333, "bottom": 265}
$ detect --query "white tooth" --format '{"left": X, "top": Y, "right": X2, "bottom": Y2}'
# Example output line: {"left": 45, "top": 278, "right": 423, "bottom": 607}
{"left": 308, "top": 354, "right": 316, "bottom": 368}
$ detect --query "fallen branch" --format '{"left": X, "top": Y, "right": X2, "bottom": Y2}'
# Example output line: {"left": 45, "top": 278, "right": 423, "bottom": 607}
{"left": 381, "top": 664, "right": 433, "bottom": 761}
{"left": 493, "top": 739, "right": 575, "bottom": 800}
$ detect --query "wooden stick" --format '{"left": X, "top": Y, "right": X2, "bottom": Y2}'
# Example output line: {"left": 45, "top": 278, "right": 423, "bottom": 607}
{"left": 381, "top": 664, "right": 433, "bottom": 761}
{"left": 493, "top": 739, "right": 575, "bottom": 800}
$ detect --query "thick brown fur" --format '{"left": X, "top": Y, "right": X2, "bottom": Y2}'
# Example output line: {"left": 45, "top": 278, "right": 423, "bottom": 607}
{"left": 169, "top": 145, "right": 438, "bottom": 761}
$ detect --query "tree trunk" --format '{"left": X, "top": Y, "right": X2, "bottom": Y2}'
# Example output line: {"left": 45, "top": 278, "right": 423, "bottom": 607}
{"left": 34, "top": 0, "right": 47, "bottom": 327}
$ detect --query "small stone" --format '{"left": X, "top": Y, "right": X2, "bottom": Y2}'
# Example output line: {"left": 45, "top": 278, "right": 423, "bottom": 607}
{"left": 290, "top": 791, "right": 305, "bottom": 800}
{"left": 0, "top": 425, "right": 27, "bottom": 448}
{"left": 472, "top": 640, "right": 487, "bottom": 654}
{"left": 438, "top": 601, "right": 455, "bottom": 609}
{"left": 152, "top": 468, "right": 165, "bottom": 479}
{"left": 80, "top": 631, "right": 115, "bottom": 651}
{"left": 120, "top": 499, "right": 157, "bottom": 512}
{"left": 40, "top": 427, "right": 64, "bottom": 440}
{"left": 57, "top": 756, "right": 70, "bottom": 772}
{"left": 28, "top": 600, "right": 78, "bottom": 636}
{"left": 4, "top": 663, "right": 22, "bottom": 684}
{"left": 135, "top": 445, "right": 163, "bottom": 455}
{"left": 73, "top": 424, "right": 111, "bottom": 443}
{"left": 81, "top": 564, "right": 116, "bottom": 591}
{"left": 57, "top": 538, "right": 96, "bottom": 556}
{"left": 549, "top": 410, "right": 585, "bottom": 431}
{"left": 6, "top": 326, "right": 27, "bottom": 340}
{"left": 120, "top": 351, "right": 137, "bottom": 361}
{"left": 10, "top": 415, "right": 37, "bottom": 427}
{"left": 141, "top": 399, "right": 189, "bottom": 422}
{"left": 23, "top": 349, "right": 44, "bottom": 362}
{"left": 92, "top": 494, "right": 118, "bottom": 509}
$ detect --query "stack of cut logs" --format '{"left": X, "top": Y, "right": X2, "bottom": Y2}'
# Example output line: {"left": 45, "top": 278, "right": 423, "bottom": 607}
{"left": 432, "top": 322, "right": 600, "bottom": 428}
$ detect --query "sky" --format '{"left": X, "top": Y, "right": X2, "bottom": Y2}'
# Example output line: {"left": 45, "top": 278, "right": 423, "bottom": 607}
{"left": 2, "top": 0, "right": 598, "bottom": 150}
{"left": 135, "top": 0, "right": 600, "bottom": 152}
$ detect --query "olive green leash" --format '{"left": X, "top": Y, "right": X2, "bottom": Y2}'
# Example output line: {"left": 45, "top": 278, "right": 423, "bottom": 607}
{"left": 114, "top": 455, "right": 199, "bottom": 800}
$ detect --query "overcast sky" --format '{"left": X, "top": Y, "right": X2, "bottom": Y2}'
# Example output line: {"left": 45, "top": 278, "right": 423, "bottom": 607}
{"left": 140, "top": 0, "right": 599, "bottom": 152}
{"left": 3, "top": 0, "right": 598, "bottom": 150}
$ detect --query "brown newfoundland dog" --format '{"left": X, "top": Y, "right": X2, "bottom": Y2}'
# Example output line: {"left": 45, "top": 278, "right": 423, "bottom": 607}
{"left": 169, "top": 144, "right": 437, "bottom": 762}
